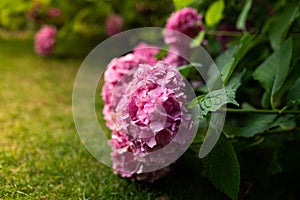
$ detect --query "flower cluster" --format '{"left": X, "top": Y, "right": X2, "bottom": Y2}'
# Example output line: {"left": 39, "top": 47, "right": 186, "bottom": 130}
{"left": 102, "top": 7, "right": 203, "bottom": 182}
{"left": 102, "top": 43, "right": 159, "bottom": 130}
{"left": 164, "top": 7, "right": 204, "bottom": 44}
{"left": 34, "top": 25, "right": 57, "bottom": 56}
{"left": 163, "top": 7, "right": 204, "bottom": 67}
{"left": 105, "top": 14, "right": 124, "bottom": 36}
{"left": 108, "top": 63, "right": 194, "bottom": 181}
{"left": 27, "top": 3, "right": 62, "bottom": 22}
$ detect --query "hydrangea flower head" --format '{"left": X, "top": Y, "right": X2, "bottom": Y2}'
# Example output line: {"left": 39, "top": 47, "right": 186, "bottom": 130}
{"left": 105, "top": 14, "right": 123, "bottom": 36}
{"left": 102, "top": 43, "right": 159, "bottom": 130}
{"left": 164, "top": 7, "right": 204, "bottom": 44}
{"left": 34, "top": 25, "right": 57, "bottom": 56}
{"left": 102, "top": 54, "right": 141, "bottom": 130}
{"left": 110, "top": 62, "right": 195, "bottom": 181}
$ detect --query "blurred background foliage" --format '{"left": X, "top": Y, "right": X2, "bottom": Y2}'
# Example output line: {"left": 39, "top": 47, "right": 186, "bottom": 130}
{"left": 0, "top": 0, "right": 173, "bottom": 37}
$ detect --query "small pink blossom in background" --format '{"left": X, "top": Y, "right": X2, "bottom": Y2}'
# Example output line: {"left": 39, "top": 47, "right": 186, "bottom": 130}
{"left": 102, "top": 42, "right": 159, "bottom": 130}
{"left": 109, "top": 62, "right": 194, "bottom": 181}
{"left": 27, "top": 2, "right": 42, "bottom": 21}
{"left": 164, "top": 7, "right": 204, "bottom": 44}
{"left": 163, "top": 7, "right": 204, "bottom": 67}
{"left": 105, "top": 14, "right": 123, "bottom": 36}
{"left": 46, "top": 7, "right": 62, "bottom": 18}
{"left": 34, "top": 25, "right": 57, "bottom": 56}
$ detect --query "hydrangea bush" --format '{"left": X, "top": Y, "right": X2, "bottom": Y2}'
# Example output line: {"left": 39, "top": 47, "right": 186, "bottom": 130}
{"left": 101, "top": 1, "right": 300, "bottom": 199}
{"left": 101, "top": 7, "right": 206, "bottom": 181}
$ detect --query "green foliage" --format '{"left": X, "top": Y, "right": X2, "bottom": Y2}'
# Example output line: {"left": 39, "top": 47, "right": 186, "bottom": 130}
{"left": 178, "top": 64, "right": 193, "bottom": 77}
{"left": 188, "top": 0, "right": 300, "bottom": 198}
{"left": 215, "top": 45, "right": 237, "bottom": 71}
{"left": 229, "top": 114, "right": 278, "bottom": 137}
{"left": 2, "top": 0, "right": 300, "bottom": 198}
{"left": 253, "top": 38, "right": 293, "bottom": 108}
{"left": 173, "top": 0, "right": 195, "bottom": 10}
{"left": 287, "top": 78, "right": 300, "bottom": 106}
{"left": 221, "top": 34, "right": 254, "bottom": 84}
{"left": 0, "top": 0, "right": 30, "bottom": 29}
{"left": 236, "top": 0, "right": 252, "bottom": 30}
{"left": 190, "top": 30, "right": 206, "bottom": 48}
{"left": 202, "top": 134, "right": 240, "bottom": 200}
{"left": 226, "top": 69, "right": 246, "bottom": 92}
{"left": 268, "top": 2, "right": 300, "bottom": 50}
{"left": 205, "top": 0, "right": 225, "bottom": 27}
{"left": 0, "top": 0, "right": 173, "bottom": 38}
{"left": 189, "top": 87, "right": 239, "bottom": 119}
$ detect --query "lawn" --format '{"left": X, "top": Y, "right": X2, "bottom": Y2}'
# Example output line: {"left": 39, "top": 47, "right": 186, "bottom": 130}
{"left": 0, "top": 38, "right": 226, "bottom": 199}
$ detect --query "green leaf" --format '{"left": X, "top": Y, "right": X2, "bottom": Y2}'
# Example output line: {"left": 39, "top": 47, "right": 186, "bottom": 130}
{"left": 205, "top": 0, "right": 225, "bottom": 27}
{"left": 274, "top": 61, "right": 300, "bottom": 102}
{"left": 269, "top": 2, "right": 300, "bottom": 50}
{"left": 235, "top": 114, "right": 278, "bottom": 137}
{"left": 221, "top": 34, "right": 254, "bottom": 84}
{"left": 189, "top": 71, "right": 245, "bottom": 118}
{"left": 236, "top": 0, "right": 252, "bottom": 30}
{"left": 173, "top": 0, "right": 195, "bottom": 10}
{"left": 202, "top": 134, "right": 240, "bottom": 200}
{"left": 287, "top": 78, "right": 300, "bottom": 106}
{"left": 178, "top": 64, "right": 193, "bottom": 77}
{"left": 253, "top": 38, "right": 293, "bottom": 107}
{"left": 270, "top": 114, "right": 296, "bottom": 130}
{"left": 189, "top": 88, "right": 239, "bottom": 119}
{"left": 206, "top": 45, "right": 237, "bottom": 90}
{"left": 155, "top": 49, "right": 168, "bottom": 60}
{"left": 226, "top": 114, "right": 295, "bottom": 138}
{"left": 215, "top": 45, "right": 238, "bottom": 71}
{"left": 190, "top": 30, "right": 206, "bottom": 48}
{"left": 226, "top": 69, "right": 246, "bottom": 92}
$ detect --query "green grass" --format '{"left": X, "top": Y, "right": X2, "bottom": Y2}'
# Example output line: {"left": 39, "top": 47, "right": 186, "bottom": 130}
{"left": 0, "top": 39, "right": 225, "bottom": 199}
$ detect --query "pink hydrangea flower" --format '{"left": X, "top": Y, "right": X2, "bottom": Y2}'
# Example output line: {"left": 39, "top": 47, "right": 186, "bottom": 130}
{"left": 34, "top": 25, "right": 57, "bottom": 56}
{"left": 163, "top": 45, "right": 189, "bottom": 67}
{"left": 102, "top": 43, "right": 159, "bottom": 130}
{"left": 105, "top": 14, "right": 123, "bottom": 36}
{"left": 164, "top": 7, "right": 204, "bottom": 44}
{"left": 102, "top": 54, "right": 141, "bottom": 129}
{"left": 133, "top": 42, "right": 159, "bottom": 64}
{"left": 163, "top": 8, "right": 204, "bottom": 67}
{"left": 110, "top": 62, "right": 195, "bottom": 181}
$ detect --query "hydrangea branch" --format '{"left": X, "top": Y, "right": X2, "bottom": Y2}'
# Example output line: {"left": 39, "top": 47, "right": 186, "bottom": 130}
{"left": 223, "top": 108, "right": 300, "bottom": 115}
{"left": 205, "top": 29, "right": 245, "bottom": 37}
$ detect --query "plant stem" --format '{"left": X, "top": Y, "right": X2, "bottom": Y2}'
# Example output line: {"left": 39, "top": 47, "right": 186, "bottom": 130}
{"left": 205, "top": 29, "right": 244, "bottom": 37}
{"left": 223, "top": 108, "right": 300, "bottom": 114}
{"left": 191, "top": 140, "right": 203, "bottom": 145}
